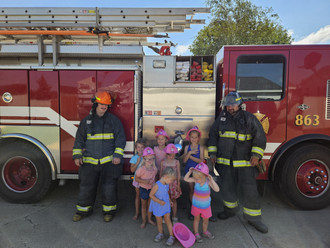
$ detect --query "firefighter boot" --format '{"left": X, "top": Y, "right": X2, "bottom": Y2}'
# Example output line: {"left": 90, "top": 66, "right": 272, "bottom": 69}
{"left": 217, "top": 211, "right": 235, "bottom": 220}
{"left": 104, "top": 213, "right": 114, "bottom": 222}
{"left": 72, "top": 212, "right": 92, "bottom": 222}
{"left": 104, "top": 209, "right": 116, "bottom": 222}
{"left": 72, "top": 213, "right": 84, "bottom": 222}
{"left": 248, "top": 220, "right": 268, "bottom": 233}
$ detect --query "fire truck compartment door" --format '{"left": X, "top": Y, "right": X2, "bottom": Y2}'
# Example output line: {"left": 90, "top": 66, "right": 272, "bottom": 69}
{"left": 29, "top": 71, "right": 60, "bottom": 126}
{"left": 0, "top": 70, "right": 29, "bottom": 125}
{"left": 142, "top": 87, "right": 215, "bottom": 146}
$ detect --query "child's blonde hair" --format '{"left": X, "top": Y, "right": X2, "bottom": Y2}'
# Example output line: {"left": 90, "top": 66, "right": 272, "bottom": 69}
{"left": 141, "top": 155, "right": 157, "bottom": 169}
{"left": 161, "top": 167, "right": 176, "bottom": 178}
{"left": 192, "top": 170, "right": 205, "bottom": 179}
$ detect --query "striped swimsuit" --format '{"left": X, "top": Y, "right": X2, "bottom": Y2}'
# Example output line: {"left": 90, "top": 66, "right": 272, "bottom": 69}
{"left": 192, "top": 180, "right": 210, "bottom": 209}
{"left": 191, "top": 179, "right": 212, "bottom": 218}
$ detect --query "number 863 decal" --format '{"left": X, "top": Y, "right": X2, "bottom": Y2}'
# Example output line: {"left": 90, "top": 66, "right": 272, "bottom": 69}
{"left": 295, "top": 114, "right": 320, "bottom": 126}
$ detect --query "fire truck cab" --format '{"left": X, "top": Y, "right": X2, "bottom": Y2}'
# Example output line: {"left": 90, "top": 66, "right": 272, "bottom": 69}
{"left": 217, "top": 45, "right": 330, "bottom": 209}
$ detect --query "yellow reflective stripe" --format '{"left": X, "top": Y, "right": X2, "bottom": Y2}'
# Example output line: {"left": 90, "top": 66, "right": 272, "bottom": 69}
{"left": 83, "top": 156, "right": 113, "bottom": 165}
{"left": 223, "top": 200, "right": 239, "bottom": 208}
{"left": 73, "top": 149, "right": 82, "bottom": 155}
{"left": 87, "top": 133, "right": 114, "bottom": 140}
{"left": 103, "top": 204, "right": 117, "bottom": 211}
{"left": 252, "top": 146, "right": 264, "bottom": 157}
{"left": 243, "top": 207, "right": 261, "bottom": 216}
{"left": 103, "top": 133, "right": 114, "bottom": 139}
{"left": 114, "top": 148, "right": 124, "bottom": 156}
{"left": 217, "top": 159, "right": 253, "bottom": 167}
{"left": 100, "top": 156, "right": 113, "bottom": 164}
{"left": 219, "top": 131, "right": 236, "bottom": 139}
{"left": 218, "top": 131, "right": 253, "bottom": 141}
{"left": 76, "top": 205, "right": 92, "bottom": 212}
{"left": 237, "top": 133, "right": 252, "bottom": 141}
{"left": 208, "top": 146, "right": 217, "bottom": 153}
{"left": 83, "top": 157, "right": 99, "bottom": 165}
{"left": 217, "top": 157, "right": 230, "bottom": 165}
{"left": 232, "top": 160, "right": 251, "bottom": 167}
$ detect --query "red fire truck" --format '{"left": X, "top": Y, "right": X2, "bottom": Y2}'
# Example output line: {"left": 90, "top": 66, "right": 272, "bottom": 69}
{"left": 0, "top": 7, "right": 329, "bottom": 210}
{"left": 216, "top": 45, "right": 330, "bottom": 210}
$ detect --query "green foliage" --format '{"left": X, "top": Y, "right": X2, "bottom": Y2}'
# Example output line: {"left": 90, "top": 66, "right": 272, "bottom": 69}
{"left": 190, "top": 0, "right": 293, "bottom": 55}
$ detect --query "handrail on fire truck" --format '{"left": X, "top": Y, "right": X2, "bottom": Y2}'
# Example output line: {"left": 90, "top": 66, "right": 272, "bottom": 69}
{"left": 0, "top": 7, "right": 209, "bottom": 66}
{"left": 0, "top": 7, "right": 209, "bottom": 46}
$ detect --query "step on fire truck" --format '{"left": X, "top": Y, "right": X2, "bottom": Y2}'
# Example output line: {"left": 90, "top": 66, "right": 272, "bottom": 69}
{"left": 0, "top": 7, "right": 329, "bottom": 210}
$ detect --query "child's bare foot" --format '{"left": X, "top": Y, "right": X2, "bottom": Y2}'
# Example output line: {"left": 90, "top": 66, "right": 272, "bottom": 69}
{"left": 140, "top": 222, "right": 146, "bottom": 228}
{"left": 132, "top": 214, "right": 139, "bottom": 220}
{"left": 148, "top": 219, "right": 156, "bottom": 226}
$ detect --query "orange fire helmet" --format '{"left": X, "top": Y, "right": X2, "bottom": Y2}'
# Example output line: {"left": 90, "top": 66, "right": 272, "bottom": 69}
{"left": 94, "top": 91, "right": 112, "bottom": 105}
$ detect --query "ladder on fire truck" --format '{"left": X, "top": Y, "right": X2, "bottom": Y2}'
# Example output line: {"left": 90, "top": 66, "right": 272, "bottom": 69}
{"left": 0, "top": 7, "right": 209, "bottom": 66}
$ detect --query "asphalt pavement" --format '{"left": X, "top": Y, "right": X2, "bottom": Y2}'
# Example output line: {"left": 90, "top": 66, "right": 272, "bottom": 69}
{"left": 1, "top": 179, "right": 330, "bottom": 248}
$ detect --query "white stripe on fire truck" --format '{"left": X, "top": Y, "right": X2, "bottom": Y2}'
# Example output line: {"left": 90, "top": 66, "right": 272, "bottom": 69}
{"left": 265, "top": 143, "right": 281, "bottom": 153}
{"left": 262, "top": 143, "right": 281, "bottom": 160}
{"left": 0, "top": 106, "right": 135, "bottom": 153}
{"left": 1, "top": 120, "right": 29, "bottom": 124}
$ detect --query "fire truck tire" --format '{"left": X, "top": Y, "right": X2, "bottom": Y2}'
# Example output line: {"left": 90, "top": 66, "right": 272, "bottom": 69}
{"left": 0, "top": 141, "right": 56, "bottom": 203}
{"left": 280, "top": 144, "right": 330, "bottom": 210}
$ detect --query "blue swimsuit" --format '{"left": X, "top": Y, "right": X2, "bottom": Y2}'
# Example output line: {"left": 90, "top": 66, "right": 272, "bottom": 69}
{"left": 185, "top": 144, "right": 200, "bottom": 174}
{"left": 149, "top": 181, "right": 171, "bottom": 217}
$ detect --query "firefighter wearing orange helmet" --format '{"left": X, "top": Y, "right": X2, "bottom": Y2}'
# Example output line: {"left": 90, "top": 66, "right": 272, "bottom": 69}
{"left": 72, "top": 91, "right": 126, "bottom": 222}
{"left": 208, "top": 91, "right": 268, "bottom": 233}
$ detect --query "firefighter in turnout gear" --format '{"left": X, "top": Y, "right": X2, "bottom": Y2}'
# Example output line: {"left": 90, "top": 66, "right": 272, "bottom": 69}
{"left": 208, "top": 91, "right": 268, "bottom": 233}
{"left": 72, "top": 91, "right": 126, "bottom": 222}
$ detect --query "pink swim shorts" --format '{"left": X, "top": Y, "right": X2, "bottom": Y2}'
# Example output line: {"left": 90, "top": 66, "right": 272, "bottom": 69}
{"left": 191, "top": 205, "right": 212, "bottom": 219}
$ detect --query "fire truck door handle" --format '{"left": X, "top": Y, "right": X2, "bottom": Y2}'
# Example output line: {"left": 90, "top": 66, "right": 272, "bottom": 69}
{"left": 134, "top": 74, "right": 138, "bottom": 103}
{"left": 164, "top": 118, "right": 193, "bottom": 122}
{"left": 138, "top": 117, "right": 143, "bottom": 132}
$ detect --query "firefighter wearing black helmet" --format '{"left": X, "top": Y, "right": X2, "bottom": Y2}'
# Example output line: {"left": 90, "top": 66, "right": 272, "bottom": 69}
{"left": 208, "top": 91, "right": 268, "bottom": 233}
{"left": 72, "top": 91, "right": 126, "bottom": 222}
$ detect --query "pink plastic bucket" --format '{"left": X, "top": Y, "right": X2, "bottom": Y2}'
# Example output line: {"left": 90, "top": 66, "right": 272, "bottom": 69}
{"left": 173, "top": 222, "right": 195, "bottom": 248}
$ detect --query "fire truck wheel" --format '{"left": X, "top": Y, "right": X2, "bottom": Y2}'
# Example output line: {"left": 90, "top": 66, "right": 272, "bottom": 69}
{"left": 280, "top": 144, "right": 330, "bottom": 210}
{"left": 0, "top": 141, "right": 57, "bottom": 203}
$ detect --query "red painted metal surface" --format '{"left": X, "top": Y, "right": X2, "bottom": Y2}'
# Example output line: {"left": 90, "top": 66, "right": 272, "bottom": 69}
{"left": 97, "top": 71, "right": 135, "bottom": 174}
{"left": 0, "top": 70, "right": 29, "bottom": 124}
{"left": 58, "top": 70, "right": 135, "bottom": 174}
{"left": 223, "top": 48, "right": 290, "bottom": 180}
{"left": 287, "top": 48, "right": 330, "bottom": 138}
{"left": 219, "top": 45, "right": 330, "bottom": 180}
{"left": 97, "top": 71, "right": 135, "bottom": 142}
{"left": 59, "top": 70, "right": 96, "bottom": 172}
{"left": 227, "top": 49, "right": 289, "bottom": 143}
{"left": 29, "top": 71, "right": 59, "bottom": 124}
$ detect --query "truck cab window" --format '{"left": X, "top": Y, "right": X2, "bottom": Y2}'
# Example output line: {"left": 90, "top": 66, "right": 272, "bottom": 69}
{"left": 236, "top": 55, "right": 285, "bottom": 100}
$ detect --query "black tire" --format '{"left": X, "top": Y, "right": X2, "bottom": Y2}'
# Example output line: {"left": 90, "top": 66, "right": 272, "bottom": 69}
{"left": 0, "top": 140, "right": 57, "bottom": 203}
{"left": 279, "top": 144, "right": 330, "bottom": 210}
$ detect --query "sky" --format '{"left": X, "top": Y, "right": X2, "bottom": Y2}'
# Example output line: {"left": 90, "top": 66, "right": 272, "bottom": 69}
{"left": 1, "top": 0, "right": 329, "bottom": 55}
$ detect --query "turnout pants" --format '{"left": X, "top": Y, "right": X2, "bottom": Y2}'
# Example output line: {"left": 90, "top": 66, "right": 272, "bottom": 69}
{"left": 76, "top": 161, "right": 123, "bottom": 215}
{"left": 217, "top": 164, "right": 261, "bottom": 221}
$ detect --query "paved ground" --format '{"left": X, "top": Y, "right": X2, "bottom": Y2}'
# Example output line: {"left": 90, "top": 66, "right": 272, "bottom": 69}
{"left": 1, "top": 179, "right": 330, "bottom": 248}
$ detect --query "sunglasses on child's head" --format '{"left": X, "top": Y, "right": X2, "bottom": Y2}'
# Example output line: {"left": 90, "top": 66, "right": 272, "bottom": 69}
{"left": 144, "top": 157, "right": 155, "bottom": 161}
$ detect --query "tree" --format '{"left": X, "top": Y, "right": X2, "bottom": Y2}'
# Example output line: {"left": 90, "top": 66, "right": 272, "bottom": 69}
{"left": 190, "top": 0, "right": 293, "bottom": 55}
